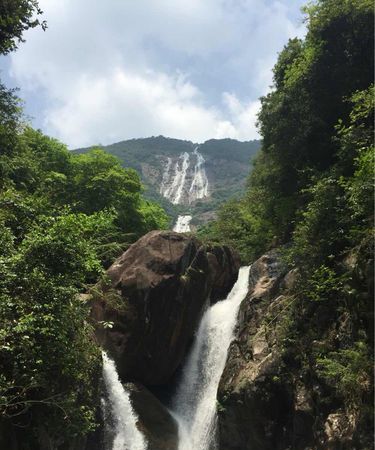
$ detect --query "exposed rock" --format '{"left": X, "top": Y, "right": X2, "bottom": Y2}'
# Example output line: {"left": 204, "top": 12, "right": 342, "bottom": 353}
{"left": 324, "top": 412, "right": 357, "bottom": 449}
{"left": 217, "top": 250, "right": 296, "bottom": 450}
{"left": 217, "top": 248, "right": 373, "bottom": 450}
{"left": 206, "top": 245, "right": 241, "bottom": 303}
{"left": 91, "top": 230, "right": 239, "bottom": 386}
{"left": 126, "top": 383, "right": 178, "bottom": 450}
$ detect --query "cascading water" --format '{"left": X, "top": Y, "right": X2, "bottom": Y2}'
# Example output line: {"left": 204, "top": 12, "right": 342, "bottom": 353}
{"left": 102, "top": 352, "right": 147, "bottom": 450}
{"left": 160, "top": 148, "right": 209, "bottom": 231}
{"left": 189, "top": 147, "right": 209, "bottom": 203}
{"left": 173, "top": 215, "right": 192, "bottom": 233}
{"left": 160, "top": 157, "right": 172, "bottom": 196}
{"left": 161, "top": 152, "right": 190, "bottom": 205}
{"left": 171, "top": 266, "right": 251, "bottom": 450}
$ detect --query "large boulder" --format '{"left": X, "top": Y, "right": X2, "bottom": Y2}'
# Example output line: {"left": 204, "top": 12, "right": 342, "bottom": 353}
{"left": 206, "top": 244, "right": 241, "bottom": 303}
{"left": 91, "top": 230, "right": 239, "bottom": 386}
{"left": 127, "top": 383, "right": 178, "bottom": 450}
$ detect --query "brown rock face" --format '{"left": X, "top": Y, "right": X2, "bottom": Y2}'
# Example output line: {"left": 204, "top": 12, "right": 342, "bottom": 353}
{"left": 206, "top": 245, "right": 241, "bottom": 303}
{"left": 217, "top": 248, "right": 373, "bottom": 450}
{"left": 91, "top": 230, "right": 239, "bottom": 386}
{"left": 217, "top": 250, "right": 295, "bottom": 450}
{"left": 126, "top": 383, "right": 178, "bottom": 450}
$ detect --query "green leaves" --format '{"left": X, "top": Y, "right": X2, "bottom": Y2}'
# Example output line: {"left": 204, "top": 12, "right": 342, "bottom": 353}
{"left": 0, "top": 107, "right": 168, "bottom": 442}
{"left": 317, "top": 342, "right": 372, "bottom": 407}
{"left": 302, "top": 265, "right": 350, "bottom": 303}
{"left": 0, "top": 0, "right": 46, "bottom": 55}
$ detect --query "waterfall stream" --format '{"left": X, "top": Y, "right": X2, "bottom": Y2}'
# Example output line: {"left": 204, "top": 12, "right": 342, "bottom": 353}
{"left": 161, "top": 152, "right": 191, "bottom": 205}
{"left": 171, "top": 266, "right": 250, "bottom": 450}
{"left": 160, "top": 148, "right": 209, "bottom": 232}
{"left": 100, "top": 266, "right": 249, "bottom": 450}
{"left": 102, "top": 352, "right": 147, "bottom": 450}
{"left": 189, "top": 147, "right": 209, "bottom": 203}
{"left": 173, "top": 215, "right": 192, "bottom": 232}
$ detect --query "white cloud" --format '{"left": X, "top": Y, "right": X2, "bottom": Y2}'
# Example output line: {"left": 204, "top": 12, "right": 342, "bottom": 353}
{"left": 6, "top": 0, "right": 306, "bottom": 147}
{"left": 42, "top": 68, "right": 260, "bottom": 147}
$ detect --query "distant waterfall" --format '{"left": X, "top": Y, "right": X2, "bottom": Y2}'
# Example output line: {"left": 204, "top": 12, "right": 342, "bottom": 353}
{"left": 189, "top": 147, "right": 209, "bottom": 203}
{"left": 160, "top": 157, "right": 172, "bottom": 196}
{"left": 161, "top": 152, "right": 190, "bottom": 205}
{"left": 160, "top": 147, "right": 209, "bottom": 232}
{"left": 160, "top": 147, "right": 209, "bottom": 206}
{"left": 173, "top": 215, "right": 192, "bottom": 233}
{"left": 102, "top": 352, "right": 147, "bottom": 450}
{"left": 171, "top": 267, "right": 250, "bottom": 450}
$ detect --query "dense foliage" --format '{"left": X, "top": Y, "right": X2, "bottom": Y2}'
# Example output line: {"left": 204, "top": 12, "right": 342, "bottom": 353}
{"left": 0, "top": 128, "right": 168, "bottom": 444}
{"left": 201, "top": 0, "right": 374, "bottom": 443}
{"left": 0, "top": 14, "right": 168, "bottom": 446}
{"left": 0, "top": 0, "right": 46, "bottom": 54}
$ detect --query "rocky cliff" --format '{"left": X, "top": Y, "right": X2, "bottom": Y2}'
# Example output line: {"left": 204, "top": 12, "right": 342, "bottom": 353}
{"left": 217, "top": 248, "right": 373, "bottom": 450}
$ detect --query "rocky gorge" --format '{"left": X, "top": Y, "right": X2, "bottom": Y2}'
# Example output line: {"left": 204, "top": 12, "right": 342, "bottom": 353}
{"left": 89, "top": 232, "right": 372, "bottom": 450}
{"left": 90, "top": 230, "right": 241, "bottom": 449}
{"left": 218, "top": 246, "right": 373, "bottom": 450}
{"left": 1, "top": 229, "right": 371, "bottom": 450}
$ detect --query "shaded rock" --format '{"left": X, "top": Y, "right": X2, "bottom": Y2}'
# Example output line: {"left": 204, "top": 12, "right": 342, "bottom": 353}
{"left": 207, "top": 245, "right": 241, "bottom": 303}
{"left": 217, "top": 250, "right": 295, "bottom": 450}
{"left": 126, "top": 383, "right": 178, "bottom": 450}
{"left": 217, "top": 247, "right": 373, "bottom": 449}
{"left": 91, "top": 230, "right": 239, "bottom": 386}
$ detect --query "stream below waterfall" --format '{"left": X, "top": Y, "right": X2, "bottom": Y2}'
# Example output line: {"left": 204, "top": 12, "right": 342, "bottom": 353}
{"left": 170, "top": 266, "right": 250, "bottom": 450}
{"left": 102, "top": 268, "right": 250, "bottom": 450}
{"left": 173, "top": 215, "right": 192, "bottom": 232}
{"left": 102, "top": 352, "right": 147, "bottom": 450}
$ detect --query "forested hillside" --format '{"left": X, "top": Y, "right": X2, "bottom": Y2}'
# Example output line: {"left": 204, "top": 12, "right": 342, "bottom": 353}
{"left": 75, "top": 137, "right": 260, "bottom": 225}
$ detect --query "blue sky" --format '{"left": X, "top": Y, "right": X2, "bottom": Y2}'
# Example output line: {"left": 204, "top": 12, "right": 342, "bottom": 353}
{"left": 0, "top": 0, "right": 306, "bottom": 148}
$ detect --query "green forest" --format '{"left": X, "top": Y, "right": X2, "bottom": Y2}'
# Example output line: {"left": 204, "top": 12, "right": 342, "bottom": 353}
{"left": 200, "top": 0, "right": 374, "bottom": 445}
{"left": 0, "top": 2, "right": 168, "bottom": 443}
{"left": 0, "top": 0, "right": 373, "bottom": 449}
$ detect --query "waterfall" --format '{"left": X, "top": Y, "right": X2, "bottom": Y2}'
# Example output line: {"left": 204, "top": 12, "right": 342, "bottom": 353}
{"left": 173, "top": 215, "right": 192, "bottom": 233}
{"left": 162, "top": 152, "right": 190, "bottom": 205}
{"left": 189, "top": 148, "right": 209, "bottom": 203}
{"left": 160, "top": 157, "right": 172, "bottom": 196}
{"left": 160, "top": 148, "right": 209, "bottom": 207}
{"left": 102, "top": 352, "right": 147, "bottom": 450}
{"left": 171, "top": 266, "right": 250, "bottom": 450}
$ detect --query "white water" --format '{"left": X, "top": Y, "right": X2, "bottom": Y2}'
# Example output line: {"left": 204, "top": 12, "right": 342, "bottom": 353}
{"left": 160, "top": 147, "right": 209, "bottom": 206}
{"left": 161, "top": 152, "right": 190, "bottom": 205}
{"left": 160, "top": 156, "right": 172, "bottom": 196}
{"left": 189, "top": 147, "right": 209, "bottom": 203}
{"left": 171, "top": 266, "right": 251, "bottom": 450}
{"left": 102, "top": 352, "right": 147, "bottom": 450}
{"left": 173, "top": 215, "right": 192, "bottom": 233}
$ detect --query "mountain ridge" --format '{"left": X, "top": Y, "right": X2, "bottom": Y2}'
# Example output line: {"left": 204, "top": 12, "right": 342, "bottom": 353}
{"left": 73, "top": 136, "right": 261, "bottom": 226}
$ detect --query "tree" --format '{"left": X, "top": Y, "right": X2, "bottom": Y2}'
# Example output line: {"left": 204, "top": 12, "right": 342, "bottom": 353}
{"left": 0, "top": 0, "right": 46, "bottom": 54}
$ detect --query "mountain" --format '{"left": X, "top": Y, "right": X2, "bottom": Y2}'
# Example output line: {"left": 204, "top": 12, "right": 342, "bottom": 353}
{"left": 73, "top": 136, "right": 261, "bottom": 226}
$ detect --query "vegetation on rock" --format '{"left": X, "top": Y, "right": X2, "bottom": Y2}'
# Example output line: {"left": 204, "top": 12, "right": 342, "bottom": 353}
{"left": 202, "top": 0, "right": 374, "bottom": 447}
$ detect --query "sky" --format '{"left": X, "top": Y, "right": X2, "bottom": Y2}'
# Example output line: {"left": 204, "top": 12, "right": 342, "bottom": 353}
{"left": 0, "top": 0, "right": 306, "bottom": 148}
